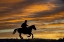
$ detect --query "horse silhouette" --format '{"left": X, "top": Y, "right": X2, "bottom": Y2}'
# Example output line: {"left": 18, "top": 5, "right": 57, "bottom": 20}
{"left": 13, "top": 25, "right": 36, "bottom": 39}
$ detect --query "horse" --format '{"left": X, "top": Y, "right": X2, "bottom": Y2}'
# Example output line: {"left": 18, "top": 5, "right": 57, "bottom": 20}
{"left": 13, "top": 25, "right": 36, "bottom": 39}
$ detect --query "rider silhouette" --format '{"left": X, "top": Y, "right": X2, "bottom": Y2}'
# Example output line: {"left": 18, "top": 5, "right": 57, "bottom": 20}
{"left": 21, "top": 20, "right": 28, "bottom": 30}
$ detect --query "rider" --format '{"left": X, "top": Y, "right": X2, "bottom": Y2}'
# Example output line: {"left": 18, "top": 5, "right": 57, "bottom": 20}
{"left": 21, "top": 20, "right": 28, "bottom": 30}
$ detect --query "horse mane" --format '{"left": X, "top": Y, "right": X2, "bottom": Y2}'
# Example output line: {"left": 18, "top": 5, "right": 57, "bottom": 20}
{"left": 32, "top": 25, "right": 35, "bottom": 26}
{"left": 32, "top": 25, "right": 35, "bottom": 27}
{"left": 28, "top": 25, "right": 35, "bottom": 29}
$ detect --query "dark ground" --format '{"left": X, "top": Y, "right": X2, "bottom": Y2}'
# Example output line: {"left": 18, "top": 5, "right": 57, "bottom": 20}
{"left": 0, "top": 38, "right": 64, "bottom": 42}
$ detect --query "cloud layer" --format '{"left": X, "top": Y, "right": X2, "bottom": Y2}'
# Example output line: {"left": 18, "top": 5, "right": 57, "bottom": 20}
{"left": 0, "top": 0, "right": 64, "bottom": 39}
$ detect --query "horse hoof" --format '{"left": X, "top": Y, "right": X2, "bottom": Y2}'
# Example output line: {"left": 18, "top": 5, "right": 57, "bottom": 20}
{"left": 28, "top": 36, "right": 30, "bottom": 37}
{"left": 21, "top": 38, "right": 23, "bottom": 39}
{"left": 20, "top": 38, "right": 23, "bottom": 39}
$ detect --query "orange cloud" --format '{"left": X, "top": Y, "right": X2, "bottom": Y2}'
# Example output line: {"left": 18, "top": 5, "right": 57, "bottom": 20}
{"left": 0, "top": 32, "right": 64, "bottom": 39}
{"left": 34, "top": 11, "right": 64, "bottom": 22}
{"left": 34, "top": 33, "right": 64, "bottom": 39}
{"left": 22, "top": 3, "right": 56, "bottom": 14}
{"left": 0, "top": 0, "right": 25, "bottom": 3}
{"left": 37, "top": 23, "right": 64, "bottom": 28}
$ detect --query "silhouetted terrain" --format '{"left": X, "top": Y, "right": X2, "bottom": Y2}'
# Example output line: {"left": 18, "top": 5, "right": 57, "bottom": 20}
{"left": 0, "top": 38, "right": 64, "bottom": 42}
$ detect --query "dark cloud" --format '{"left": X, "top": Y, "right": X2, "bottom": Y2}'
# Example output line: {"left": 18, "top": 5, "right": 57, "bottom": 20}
{"left": 0, "top": 0, "right": 46, "bottom": 15}
{"left": 0, "top": 22, "right": 21, "bottom": 30}
{"left": 27, "top": 0, "right": 64, "bottom": 20}
{"left": 30, "top": 8, "right": 64, "bottom": 17}
{"left": 0, "top": 0, "right": 64, "bottom": 17}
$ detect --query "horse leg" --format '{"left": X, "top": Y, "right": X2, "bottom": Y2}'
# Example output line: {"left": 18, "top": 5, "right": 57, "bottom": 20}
{"left": 31, "top": 33, "right": 33, "bottom": 39}
{"left": 27, "top": 34, "right": 31, "bottom": 37}
{"left": 28, "top": 33, "right": 34, "bottom": 39}
{"left": 19, "top": 33, "right": 23, "bottom": 39}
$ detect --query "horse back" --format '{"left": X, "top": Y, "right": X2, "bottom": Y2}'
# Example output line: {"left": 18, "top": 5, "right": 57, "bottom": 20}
{"left": 18, "top": 28, "right": 23, "bottom": 33}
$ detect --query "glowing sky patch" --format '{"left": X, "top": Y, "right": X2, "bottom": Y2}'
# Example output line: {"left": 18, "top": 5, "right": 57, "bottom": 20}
{"left": 0, "top": 0, "right": 64, "bottom": 39}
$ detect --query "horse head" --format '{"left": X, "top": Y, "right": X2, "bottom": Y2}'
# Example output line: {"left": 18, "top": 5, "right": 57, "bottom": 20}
{"left": 31, "top": 25, "right": 36, "bottom": 30}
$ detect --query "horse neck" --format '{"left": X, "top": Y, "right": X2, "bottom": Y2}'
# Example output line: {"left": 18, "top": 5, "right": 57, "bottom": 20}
{"left": 28, "top": 26, "right": 33, "bottom": 30}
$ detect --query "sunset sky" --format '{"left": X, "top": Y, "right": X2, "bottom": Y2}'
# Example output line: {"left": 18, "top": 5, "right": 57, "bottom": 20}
{"left": 0, "top": 0, "right": 64, "bottom": 39}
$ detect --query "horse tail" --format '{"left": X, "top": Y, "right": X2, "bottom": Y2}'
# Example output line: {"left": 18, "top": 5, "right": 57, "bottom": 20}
{"left": 13, "top": 29, "right": 17, "bottom": 34}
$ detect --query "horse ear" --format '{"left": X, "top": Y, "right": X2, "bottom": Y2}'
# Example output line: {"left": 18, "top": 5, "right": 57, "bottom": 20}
{"left": 33, "top": 25, "right": 35, "bottom": 26}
